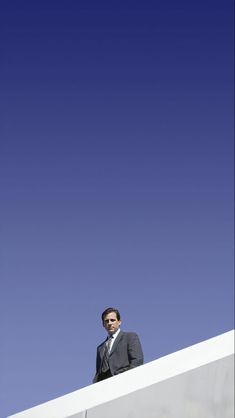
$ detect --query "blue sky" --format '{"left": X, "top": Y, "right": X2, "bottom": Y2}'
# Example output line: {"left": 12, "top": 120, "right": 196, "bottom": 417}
{"left": 0, "top": 1, "right": 234, "bottom": 417}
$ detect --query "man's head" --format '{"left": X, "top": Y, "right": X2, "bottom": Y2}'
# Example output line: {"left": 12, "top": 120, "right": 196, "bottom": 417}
{"left": 101, "top": 307, "right": 121, "bottom": 335}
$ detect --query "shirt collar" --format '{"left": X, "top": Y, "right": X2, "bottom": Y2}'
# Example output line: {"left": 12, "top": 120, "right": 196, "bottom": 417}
{"left": 109, "top": 327, "right": 120, "bottom": 340}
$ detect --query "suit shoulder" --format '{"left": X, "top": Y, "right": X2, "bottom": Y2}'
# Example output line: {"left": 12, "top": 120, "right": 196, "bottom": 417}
{"left": 122, "top": 331, "right": 140, "bottom": 338}
{"left": 97, "top": 339, "right": 106, "bottom": 349}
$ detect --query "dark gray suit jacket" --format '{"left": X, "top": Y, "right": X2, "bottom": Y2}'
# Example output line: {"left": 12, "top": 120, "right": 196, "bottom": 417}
{"left": 93, "top": 331, "right": 143, "bottom": 383}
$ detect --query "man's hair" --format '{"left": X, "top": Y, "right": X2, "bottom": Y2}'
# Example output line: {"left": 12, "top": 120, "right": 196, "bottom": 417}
{"left": 101, "top": 307, "right": 121, "bottom": 322}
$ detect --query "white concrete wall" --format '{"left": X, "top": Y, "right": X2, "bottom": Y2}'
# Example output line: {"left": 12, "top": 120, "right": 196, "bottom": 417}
{"left": 8, "top": 330, "right": 234, "bottom": 418}
{"left": 87, "top": 355, "right": 233, "bottom": 418}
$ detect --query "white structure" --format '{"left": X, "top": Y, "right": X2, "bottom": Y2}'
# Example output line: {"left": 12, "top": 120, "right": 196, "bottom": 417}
{"left": 8, "top": 330, "right": 234, "bottom": 418}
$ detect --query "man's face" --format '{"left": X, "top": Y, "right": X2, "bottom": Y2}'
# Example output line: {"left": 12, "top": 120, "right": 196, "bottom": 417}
{"left": 103, "top": 311, "right": 121, "bottom": 335}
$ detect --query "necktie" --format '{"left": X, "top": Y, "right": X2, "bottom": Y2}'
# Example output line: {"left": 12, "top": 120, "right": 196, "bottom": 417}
{"left": 101, "top": 336, "right": 113, "bottom": 373}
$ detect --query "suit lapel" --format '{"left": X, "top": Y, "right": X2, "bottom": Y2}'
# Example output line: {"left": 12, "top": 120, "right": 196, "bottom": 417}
{"left": 109, "top": 331, "right": 123, "bottom": 355}
{"left": 99, "top": 338, "right": 108, "bottom": 360}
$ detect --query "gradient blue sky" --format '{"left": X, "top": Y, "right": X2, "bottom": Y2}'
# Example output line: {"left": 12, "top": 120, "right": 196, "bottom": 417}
{"left": 1, "top": 1, "right": 234, "bottom": 417}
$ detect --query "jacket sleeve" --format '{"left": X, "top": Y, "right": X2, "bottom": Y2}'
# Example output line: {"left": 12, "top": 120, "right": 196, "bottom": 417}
{"left": 127, "top": 332, "right": 144, "bottom": 368}
{"left": 92, "top": 347, "right": 101, "bottom": 383}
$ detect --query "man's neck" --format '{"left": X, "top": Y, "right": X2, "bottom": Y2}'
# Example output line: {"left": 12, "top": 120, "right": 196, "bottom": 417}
{"left": 109, "top": 328, "right": 120, "bottom": 338}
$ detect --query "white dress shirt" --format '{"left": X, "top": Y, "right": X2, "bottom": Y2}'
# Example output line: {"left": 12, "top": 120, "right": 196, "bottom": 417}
{"left": 108, "top": 328, "right": 120, "bottom": 352}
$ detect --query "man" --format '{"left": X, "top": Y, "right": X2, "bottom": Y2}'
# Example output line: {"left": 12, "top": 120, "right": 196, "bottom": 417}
{"left": 93, "top": 307, "right": 144, "bottom": 383}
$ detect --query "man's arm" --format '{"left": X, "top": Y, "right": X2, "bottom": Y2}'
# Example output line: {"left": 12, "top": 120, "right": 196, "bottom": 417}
{"left": 92, "top": 347, "right": 100, "bottom": 383}
{"left": 127, "top": 332, "right": 144, "bottom": 368}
